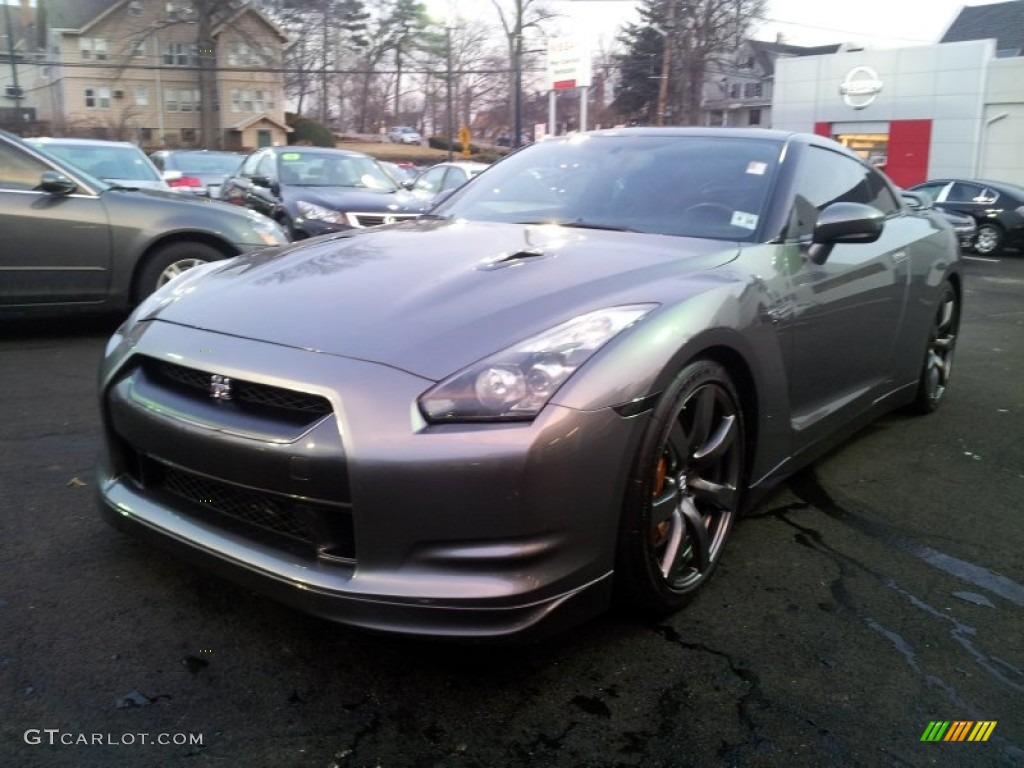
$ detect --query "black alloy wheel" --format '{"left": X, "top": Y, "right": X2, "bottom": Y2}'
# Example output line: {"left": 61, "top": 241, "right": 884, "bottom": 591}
{"left": 617, "top": 360, "right": 745, "bottom": 613}
{"left": 913, "top": 281, "right": 959, "bottom": 414}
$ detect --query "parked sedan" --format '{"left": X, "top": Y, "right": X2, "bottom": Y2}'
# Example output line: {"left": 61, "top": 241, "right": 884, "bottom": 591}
{"left": 410, "top": 160, "right": 489, "bottom": 204}
{"left": 901, "top": 189, "right": 977, "bottom": 251}
{"left": 150, "top": 149, "right": 246, "bottom": 197}
{"left": 0, "top": 130, "right": 288, "bottom": 312}
{"left": 97, "top": 128, "right": 961, "bottom": 640}
{"left": 908, "top": 177, "right": 1024, "bottom": 255}
{"left": 387, "top": 125, "right": 422, "bottom": 144}
{"left": 27, "top": 137, "right": 172, "bottom": 191}
{"left": 220, "top": 146, "right": 426, "bottom": 239}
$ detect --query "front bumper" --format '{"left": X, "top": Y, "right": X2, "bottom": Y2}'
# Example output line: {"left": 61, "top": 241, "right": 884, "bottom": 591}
{"left": 97, "top": 321, "right": 644, "bottom": 639}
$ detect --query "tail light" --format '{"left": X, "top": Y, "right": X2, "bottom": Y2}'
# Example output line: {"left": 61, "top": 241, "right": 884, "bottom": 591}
{"left": 168, "top": 176, "right": 203, "bottom": 190}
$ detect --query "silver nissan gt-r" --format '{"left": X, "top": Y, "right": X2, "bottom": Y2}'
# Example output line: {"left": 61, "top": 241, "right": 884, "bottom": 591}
{"left": 97, "top": 128, "right": 962, "bottom": 640}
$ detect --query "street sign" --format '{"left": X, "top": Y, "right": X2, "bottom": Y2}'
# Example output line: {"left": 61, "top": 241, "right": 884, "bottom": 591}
{"left": 546, "top": 36, "right": 592, "bottom": 91}
{"left": 458, "top": 125, "right": 471, "bottom": 157}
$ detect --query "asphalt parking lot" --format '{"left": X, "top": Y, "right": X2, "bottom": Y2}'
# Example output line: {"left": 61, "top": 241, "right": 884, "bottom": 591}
{"left": 1, "top": 254, "right": 1022, "bottom": 768}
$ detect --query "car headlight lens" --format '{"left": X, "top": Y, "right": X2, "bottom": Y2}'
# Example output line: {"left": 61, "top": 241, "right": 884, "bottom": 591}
{"left": 248, "top": 214, "right": 288, "bottom": 245}
{"left": 296, "top": 200, "right": 347, "bottom": 225}
{"left": 419, "top": 305, "right": 656, "bottom": 422}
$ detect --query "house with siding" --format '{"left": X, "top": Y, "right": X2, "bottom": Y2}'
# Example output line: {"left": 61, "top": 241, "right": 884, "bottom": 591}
{"left": 27, "top": 0, "right": 290, "bottom": 149}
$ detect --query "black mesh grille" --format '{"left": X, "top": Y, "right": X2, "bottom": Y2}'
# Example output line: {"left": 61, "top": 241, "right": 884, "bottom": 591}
{"left": 151, "top": 360, "right": 331, "bottom": 416}
{"left": 162, "top": 465, "right": 312, "bottom": 542}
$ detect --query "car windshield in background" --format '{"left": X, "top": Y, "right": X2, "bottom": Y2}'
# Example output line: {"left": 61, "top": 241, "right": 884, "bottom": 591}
{"left": 434, "top": 134, "right": 781, "bottom": 241}
{"left": 277, "top": 152, "right": 397, "bottom": 191}
{"left": 34, "top": 144, "right": 162, "bottom": 183}
{"left": 165, "top": 151, "right": 244, "bottom": 175}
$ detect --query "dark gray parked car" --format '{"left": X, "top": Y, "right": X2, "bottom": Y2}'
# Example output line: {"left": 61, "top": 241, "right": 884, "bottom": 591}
{"left": 97, "top": 128, "right": 962, "bottom": 640}
{"left": 0, "top": 131, "right": 287, "bottom": 312}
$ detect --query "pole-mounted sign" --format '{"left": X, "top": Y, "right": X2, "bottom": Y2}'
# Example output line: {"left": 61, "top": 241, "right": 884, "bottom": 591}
{"left": 546, "top": 36, "right": 592, "bottom": 91}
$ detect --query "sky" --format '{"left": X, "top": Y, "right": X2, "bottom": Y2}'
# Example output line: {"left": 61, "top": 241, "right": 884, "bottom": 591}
{"left": 547, "top": 0, "right": 1014, "bottom": 49}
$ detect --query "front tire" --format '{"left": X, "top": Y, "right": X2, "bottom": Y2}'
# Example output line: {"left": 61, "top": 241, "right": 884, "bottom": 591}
{"left": 616, "top": 360, "right": 745, "bottom": 614}
{"left": 912, "top": 281, "right": 959, "bottom": 414}
{"left": 134, "top": 242, "right": 223, "bottom": 303}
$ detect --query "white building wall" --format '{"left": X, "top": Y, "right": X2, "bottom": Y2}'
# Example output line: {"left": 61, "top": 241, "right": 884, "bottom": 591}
{"left": 772, "top": 40, "right": 1024, "bottom": 184}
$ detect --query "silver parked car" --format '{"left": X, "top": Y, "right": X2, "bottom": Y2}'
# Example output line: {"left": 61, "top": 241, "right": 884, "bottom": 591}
{"left": 27, "top": 137, "right": 173, "bottom": 191}
{"left": 97, "top": 128, "right": 962, "bottom": 640}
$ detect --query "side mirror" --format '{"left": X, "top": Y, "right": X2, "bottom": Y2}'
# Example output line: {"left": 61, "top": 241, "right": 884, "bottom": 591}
{"left": 39, "top": 171, "right": 77, "bottom": 195}
{"left": 807, "top": 202, "right": 884, "bottom": 264}
{"left": 900, "top": 190, "right": 931, "bottom": 211}
{"left": 162, "top": 170, "right": 183, "bottom": 183}
{"left": 400, "top": 179, "right": 415, "bottom": 191}
{"left": 250, "top": 174, "right": 272, "bottom": 188}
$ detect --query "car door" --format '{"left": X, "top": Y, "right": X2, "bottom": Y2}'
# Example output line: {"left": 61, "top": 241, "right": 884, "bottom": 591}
{"left": 937, "top": 181, "right": 1000, "bottom": 224}
{"left": 0, "top": 137, "right": 112, "bottom": 306}
{"left": 785, "top": 144, "right": 912, "bottom": 452}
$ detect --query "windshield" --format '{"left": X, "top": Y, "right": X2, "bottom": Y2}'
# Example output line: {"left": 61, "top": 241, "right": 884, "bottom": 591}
{"left": 433, "top": 134, "right": 783, "bottom": 241}
{"left": 167, "top": 151, "right": 243, "bottom": 175}
{"left": 277, "top": 152, "right": 398, "bottom": 191}
{"left": 34, "top": 143, "right": 162, "bottom": 183}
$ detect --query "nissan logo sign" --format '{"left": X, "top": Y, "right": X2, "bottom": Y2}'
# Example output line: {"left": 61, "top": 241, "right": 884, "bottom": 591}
{"left": 839, "top": 66, "right": 883, "bottom": 109}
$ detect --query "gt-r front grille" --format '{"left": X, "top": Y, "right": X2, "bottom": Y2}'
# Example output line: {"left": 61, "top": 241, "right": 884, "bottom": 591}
{"left": 345, "top": 212, "right": 420, "bottom": 228}
{"left": 132, "top": 458, "right": 356, "bottom": 562}
{"left": 149, "top": 360, "right": 331, "bottom": 416}
{"left": 163, "top": 465, "right": 311, "bottom": 542}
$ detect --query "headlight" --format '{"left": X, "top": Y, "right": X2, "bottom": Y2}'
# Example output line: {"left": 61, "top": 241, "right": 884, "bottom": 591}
{"left": 248, "top": 214, "right": 288, "bottom": 245}
{"left": 419, "top": 305, "right": 657, "bottom": 422}
{"left": 296, "top": 201, "right": 347, "bottom": 225}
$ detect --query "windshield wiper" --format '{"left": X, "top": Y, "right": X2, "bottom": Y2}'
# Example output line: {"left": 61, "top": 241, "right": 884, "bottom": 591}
{"left": 516, "top": 219, "right": 637, "bottom": 232}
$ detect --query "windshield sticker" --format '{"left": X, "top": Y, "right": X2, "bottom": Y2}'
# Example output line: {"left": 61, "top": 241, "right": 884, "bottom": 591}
{"left": 731, "top": 211, "right": 759, "bottom": 230}
{"left": 281, "top": 152, "right": 302, "bottom": 161}
{"left": 746, "top": 161, "right": 767, "bottom": 175}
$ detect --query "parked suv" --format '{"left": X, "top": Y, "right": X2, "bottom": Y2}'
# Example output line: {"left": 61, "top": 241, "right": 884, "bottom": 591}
{"left": 0, "top": 130, "right": 287, "bottom": 313}
{"left": 387, "top": 126, "right": 422, "bottom": 144}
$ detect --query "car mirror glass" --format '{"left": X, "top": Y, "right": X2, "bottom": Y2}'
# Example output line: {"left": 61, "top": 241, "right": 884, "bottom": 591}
{"left": 39, "top": 171, "right": 77, "bottom": 195}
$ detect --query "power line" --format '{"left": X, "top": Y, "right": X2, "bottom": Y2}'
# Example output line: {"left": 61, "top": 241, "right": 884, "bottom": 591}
{"left": 755, "top": 17, "right": 936, "bottom": 44}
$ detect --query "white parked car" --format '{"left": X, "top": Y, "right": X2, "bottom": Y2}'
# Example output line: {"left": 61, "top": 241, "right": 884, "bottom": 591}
{"left": 387, "top": 126, "right": 422, "bottom": 145}
{"left": 27, "top": 137, "right": 175, "bottom": 191}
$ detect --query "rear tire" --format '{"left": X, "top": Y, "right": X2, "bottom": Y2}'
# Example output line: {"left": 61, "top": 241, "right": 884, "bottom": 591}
{"left": 134, "top": 242, "right": 223, "bottom": 303}
{"left": 974, "top": 224, "right": 1003, "bottom": 256}
{"left": 616, "top": 360, "right": 745, "bottom": 614}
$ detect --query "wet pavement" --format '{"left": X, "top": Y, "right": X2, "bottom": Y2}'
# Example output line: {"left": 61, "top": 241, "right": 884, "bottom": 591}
{"left": 1, "top": 254, "right": 1021, "bottom": 767}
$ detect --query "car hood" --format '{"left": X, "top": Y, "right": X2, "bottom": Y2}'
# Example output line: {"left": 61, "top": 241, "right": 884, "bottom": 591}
{"left": 103, "top": 186, "right": 272, "bottom": 223}
{"left": 282, "top": 186, "right": 426, "bottom": 214}
{"left": 149, "top": 220, "right": 739, "bottom": 380}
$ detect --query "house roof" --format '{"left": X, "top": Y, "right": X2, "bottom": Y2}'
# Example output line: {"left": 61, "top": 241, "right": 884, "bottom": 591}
{"left": 229, "top": 113, "right": 292, "bottom": 132}
{"left": 941, "top": 0, "right": 1024, "bottom": 55}
{"left": 747, "top": 40, "right": 842, "bottom": 76}
{"left": 44, "top": 0, "right": 120, "bottom": 32}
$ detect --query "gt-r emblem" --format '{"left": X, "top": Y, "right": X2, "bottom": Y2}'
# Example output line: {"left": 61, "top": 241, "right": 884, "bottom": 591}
{"left": 382, "top": 214, "right": 397, "bottom": 225}
{"left": 209, "top": 374, "right": 233, "bottom": 400}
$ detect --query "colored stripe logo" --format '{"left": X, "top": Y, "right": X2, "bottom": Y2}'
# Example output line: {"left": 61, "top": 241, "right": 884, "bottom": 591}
{"left": 921, "top": 721, "right": 997, "bottom": 742}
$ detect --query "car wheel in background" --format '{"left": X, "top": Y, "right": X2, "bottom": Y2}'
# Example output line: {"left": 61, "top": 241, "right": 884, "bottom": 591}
{"left": 974, "top": 224, "right": 1003, "bottom": 256}
{"left": 912, "top": 281, "right": 960, "bottom": 414}
{"left": 134, "top": 242, "right": 223, "bottom": 303}
{"left": 616, "top": 360, "right": 745, "bottom": 613}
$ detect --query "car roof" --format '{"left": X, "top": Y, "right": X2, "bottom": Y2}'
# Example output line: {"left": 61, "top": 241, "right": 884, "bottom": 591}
{"left": 914, "top": 177, "right": 1024, "bottom": 197}
{"left": 269, "top": 146, "right": 373, "bottom": 159}
{"left": 29, "top": 137, "right": 140, "bottom": 148}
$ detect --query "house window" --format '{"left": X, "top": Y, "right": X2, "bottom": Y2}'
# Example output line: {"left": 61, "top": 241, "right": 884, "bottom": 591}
{"left": 129, "top": 1, "right": 143, "bottom": 15}
{"left": 181, "top": 128, "right": 197, "bottom": 143}
{"left": 139, "top": 127, "right": 154, "bottom": 142}
{"left": 748, "top": 108, "right": 762, "bottom": 126}
{"left": 84, "top": 87, "right": 111, "bottom": 109}
{"left": 80, "top": 38, "right": 109, "bottom": 61}
{"left": 164, "top": 89, "right": 179, "bottom": 111}
{"left": 231, "top": 89, "right": 241, "bottom": 112}
{"left": 178, "top": 89, "right": 200, "bottom": 112}
{"left": 135, "top": 86, "right": 149, "bottom": 106}
{"left": 131, "top": 40, "right": 147, "bottom": 57}
{"left": 743, "top": 82, "right": 763, "bottom": 98}
{"left": 164, "top": 42, "right": 197, "bottom": 67}
{"left": 708, "top": 110, "right": 725, "bottom": 127}
{"left": 728, "top": 83, "right": 740, "bottom": 99}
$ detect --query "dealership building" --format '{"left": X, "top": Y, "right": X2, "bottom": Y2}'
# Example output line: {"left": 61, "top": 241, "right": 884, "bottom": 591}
{"left": 770, "top": 2, "right": 1024, "bottom": 188}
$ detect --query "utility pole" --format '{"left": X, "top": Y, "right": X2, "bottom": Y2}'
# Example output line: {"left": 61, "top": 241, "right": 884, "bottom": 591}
{"left": 2, "top": 0, "right": 24, "bottom": 132}
{"left": 655, "top": 0, "right": 676, "bottom": 126}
